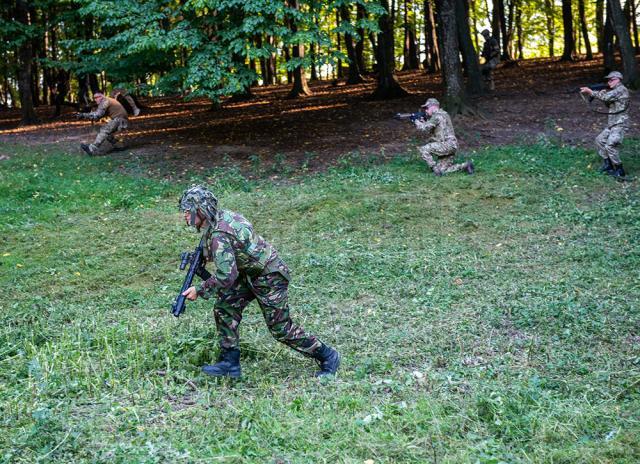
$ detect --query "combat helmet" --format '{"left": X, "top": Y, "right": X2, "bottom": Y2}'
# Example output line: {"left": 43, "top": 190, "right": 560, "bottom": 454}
{"left": 179, "top": 185, "right": 218, "bottom": 228}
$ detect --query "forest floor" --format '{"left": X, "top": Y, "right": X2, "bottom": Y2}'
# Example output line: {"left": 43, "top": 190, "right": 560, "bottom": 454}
{"left": 1, "top": 56, "right": 639, "bottom": 179}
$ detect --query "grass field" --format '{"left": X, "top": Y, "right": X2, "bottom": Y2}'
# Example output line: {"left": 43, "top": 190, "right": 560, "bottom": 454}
{"left": 1, "top": 141, "right": 639, "bottom": 463}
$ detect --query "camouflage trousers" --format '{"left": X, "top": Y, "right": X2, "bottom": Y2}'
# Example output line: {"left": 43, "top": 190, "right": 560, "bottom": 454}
{"left": 480, "top": 59, "right": 499, "bottom": 90}
{"left": 596, "top": 125, "right": 626, "bottom": 165}
{"left": 91, "top": 117, "right": 129, "bottom": 155}
{"left": 419, "top": 142, "right": 469, "bottom": 175}
{"left": 213, "top": 269, "right": 322, "bottom": 357}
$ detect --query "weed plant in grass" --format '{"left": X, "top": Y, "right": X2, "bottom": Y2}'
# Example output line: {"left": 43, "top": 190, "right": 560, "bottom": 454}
{"left": 0, "top": 142, "right": 639, "bottom": 463}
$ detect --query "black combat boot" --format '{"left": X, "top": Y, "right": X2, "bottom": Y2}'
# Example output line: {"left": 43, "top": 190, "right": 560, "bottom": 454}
{"left": 312, "top": 344, "right": 341, "bottom": 377}
{"left": 599, "top": 158, "right": 613, "bottom": 173}
{"left": 202, "top": 348, "right": 241, "bottom": 378}
{"left": 611, "top": 163, "right": 626, "bottom": 179}
{"left": 80, "top": 143, "right": 94, "bottom": 156}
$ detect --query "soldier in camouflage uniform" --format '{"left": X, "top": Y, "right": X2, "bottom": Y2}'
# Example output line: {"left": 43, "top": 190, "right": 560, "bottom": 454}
{"left": 76, "top": 91, "right": 129, "bottom": 156}
{"left": 480, "top": 29, "right": 500, "bottom": 91}
{"left": 415, "top": 98, "right": 474, "bottom": 176}
{"left": 178, "top": 185, "right": 341, "bottom": 378}
{"left": 581, "top": 71, "right": 630, "bottom": 178}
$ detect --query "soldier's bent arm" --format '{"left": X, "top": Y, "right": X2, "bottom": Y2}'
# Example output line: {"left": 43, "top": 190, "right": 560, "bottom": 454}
{"left": 85, "top": 99, "right": 109, "bottom": 120}
{"left": 593, "top": 86, "right": 625, "bottom": 104}
{"left": 414, "top": 118, "right": 437, "bottom": 133}
{"left": 197, "top": 234, "right": 238, "bottom": 299}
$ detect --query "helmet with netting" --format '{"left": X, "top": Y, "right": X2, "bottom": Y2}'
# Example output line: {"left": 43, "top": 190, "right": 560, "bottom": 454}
{"left": 179, "top": 185, "right": 218, "bottom": 227}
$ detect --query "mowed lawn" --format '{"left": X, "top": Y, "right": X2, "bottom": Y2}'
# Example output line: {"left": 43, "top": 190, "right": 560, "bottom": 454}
{"left": 1, "top": 141, "right": 639, "bottom": 463}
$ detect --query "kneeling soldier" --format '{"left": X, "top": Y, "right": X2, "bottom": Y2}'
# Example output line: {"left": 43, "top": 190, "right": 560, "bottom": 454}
{"left": 580, "top": 71, "right": 630, "bottom": 179}
{"left": 77, "top": 91, "right": 129, "bottom": 156}
{"left": 415, "top": 98, "right": 474, "bottom": 176}
{"left": 178, "top": 185, "right": 340, "bottom": 378}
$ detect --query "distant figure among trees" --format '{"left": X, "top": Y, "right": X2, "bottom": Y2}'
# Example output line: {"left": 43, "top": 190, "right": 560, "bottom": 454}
{"left": 110, "top": 88, "right": 141, "bottom": 116}
{"left": 76, "top": 91, "right": 129, "bottom": 156}
{"left": 480, "top": 29, "right": 500, "bottom": 91}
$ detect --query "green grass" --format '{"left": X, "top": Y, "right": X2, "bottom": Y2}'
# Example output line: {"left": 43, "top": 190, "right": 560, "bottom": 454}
{"left": 1, "top": 141, "right": 639, "bottom": 463}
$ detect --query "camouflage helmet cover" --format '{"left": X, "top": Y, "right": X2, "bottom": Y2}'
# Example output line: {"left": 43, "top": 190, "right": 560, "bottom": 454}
{"left": 179, "top": 185, "right": 218, "bottom": 227}
{"left": 604, "top": 71, "right": 623, "bottom": 80}
{"left": 421, "top": 97, "right": 440, "bottom": 108}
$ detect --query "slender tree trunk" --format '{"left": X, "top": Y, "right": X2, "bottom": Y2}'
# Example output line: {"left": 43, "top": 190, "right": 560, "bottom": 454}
{"left": 516, "top": 2, "right": 524, "bottom": 59}
{"left": 631, "top": 0, "right": 640, "bottom": 51}
{"left": 603, "top": 1, "right": 616, "bottom": 70}
{"left": 16, "top": 0, "right": 39, "bottom": 124}
{"left": 596, "top": 0, "right": 605, "bottom": 51}
{"left": 287, "top": 0, "right": 312, "bottom": 97}
{"left": 608, "top": 0, "right": 640, "bottom": 86}
{"left": 496, "top": 0, "right": 508, "bottom": 60}
{"left": 267, "top": 36, "right": 276, "bottom": 85}
{"left": 340, "top": 4, "right": 365, "bottom": 84}
{"left": 371, "top": 0, "right": 408, "bottom": 99}
{"left": 561, "top": 0, "right": 576, "bottom": 60}
{"left": 456, "top": 0, "right": 483, "bottom": 94}
{"left": 424, "top": 0, "right": 441, "bottom": 72}
{"left": 436, "top": 0, "right": 471, "bottom": 113}
{"left": 505, "top": 0, "right": 516, "bottom": 60}
{"left": 545, "top": 0, "right": 556, "bottom": 56}
{"left": 577, "top": 0, "right": 594, "bottom": 59}
{"left": 356, "top": 4, "right": 367, "bottom": 72}
{"left": 335, "top": 11, "right": 343, "bottom": 79}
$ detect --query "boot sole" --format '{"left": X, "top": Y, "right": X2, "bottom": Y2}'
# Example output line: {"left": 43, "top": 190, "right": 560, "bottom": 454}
{"left": 202, "top": 368, "right": 242, "bottom": 378}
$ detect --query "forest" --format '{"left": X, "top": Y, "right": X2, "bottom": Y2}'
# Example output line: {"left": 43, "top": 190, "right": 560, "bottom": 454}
{"left": 2, "top": 0, "right": 640, "bottom": 122}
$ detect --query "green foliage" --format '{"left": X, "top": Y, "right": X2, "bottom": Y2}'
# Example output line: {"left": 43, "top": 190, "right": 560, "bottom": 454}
{"left": 1, "top": 141, "right": 640, "bottom": 462}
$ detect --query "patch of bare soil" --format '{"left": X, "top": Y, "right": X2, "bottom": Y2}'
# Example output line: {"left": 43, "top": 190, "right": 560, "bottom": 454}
{"left": 1, "top": 56, "right": 638, "bottom": 177}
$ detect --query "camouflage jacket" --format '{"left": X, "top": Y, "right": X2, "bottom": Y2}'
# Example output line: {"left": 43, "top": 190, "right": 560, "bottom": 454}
{"left": 482, "top": 37, "right": 500, "bottom": 62}
{"left": 593, "top": 84, "right": 630, "bottom": 129}
{"left": 84, "top": 97, "right": 128, "bottom": 121}
{"left": 197, "top": 209, "right": 287, "bottom": 299}
{"left": 414, "top": 109, "right": 458, "bottom": 144}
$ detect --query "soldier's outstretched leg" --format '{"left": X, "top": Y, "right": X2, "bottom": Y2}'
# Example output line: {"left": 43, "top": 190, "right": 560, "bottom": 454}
{"left": 203, "top": 280, "right": 254, "bottom": 378}
{"left": 251, "top": 271, "right": 340, "bottom": 376}
{"left": 436, "top": 156, "right": 474, "bottom": 175}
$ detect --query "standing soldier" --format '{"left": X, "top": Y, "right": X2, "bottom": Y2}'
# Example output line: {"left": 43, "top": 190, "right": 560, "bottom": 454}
{"left": 415, "top": 98, "right": 474, "bottom": 176}
{"left": 480, "top": 29, "right": 500, "bottom": 91}
{"left": 177, "top": 185, "right": 340, "bottom": 378}
{"left": 580, "top": 71, "right": 630, "bottom": 178}
{"left": 76, "top": 91, "right": 129, "bottom": 156}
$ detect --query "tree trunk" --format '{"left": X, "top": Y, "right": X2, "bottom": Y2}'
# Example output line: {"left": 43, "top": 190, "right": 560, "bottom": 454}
{"left": 402, "top": 0, "right": 420, "bottom": 70}
{"left": 340, "top": 5, "right": 365, "bottom": 84}
{"left": 16, "top": 0, "right": 39, "bottom": 124}
{"left": 560, "top": 0, "right": 576, "bottom": 60}
{"left": 603, "top": 1, "right": 616, "bottom": 70}
{"left": 424, "top": 0, "right": 441, "bottom": 72}
{"left": 287, "top": 0, "right": 312, "bottom": 97}
{"left": 356, "top": 4, "right": 367, "bottom": 72}
{"left": 577, "top": 0, "right": 593, "bottom": 59}
{"left": 371, "top": 0, "right": 408, "bottom": 99}
{"left": 545, "top": 0, "right": 556, "bottom": 56}
{"left": 496, "top": 0, "right": 508, "bottom": 60}
{"left": 455, "top": 0, "right": 483, "bottom": 94}
{"left": 516, "top": 2, "right": 524, "bottom": 59}
{"left": 632, "top": 0, "right": 640, "bottom": 51}
{"left": 596, "top": 0, "right": 605, "bottom": 52}
{"left": 504, "top": 0, "right": 515, "bottom": 60}
{"left": 436, "top": 0, "right": 472, "bottom": 114}
{"left": 608, "top": 0, "right": 640, "bottom": 86}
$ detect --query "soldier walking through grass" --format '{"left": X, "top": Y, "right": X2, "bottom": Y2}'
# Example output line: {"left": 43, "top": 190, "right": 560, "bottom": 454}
{"left": 415, "top": 98, "right": 474, "bottom": 176}
{"left": 580, "top": 71, "right": 630, "bottom": 179}
{"left": 76, "top": 91, "right": 129, "bottom": 156}
{"left": 177, "top": 185, "right": 340, "bottom": 378}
